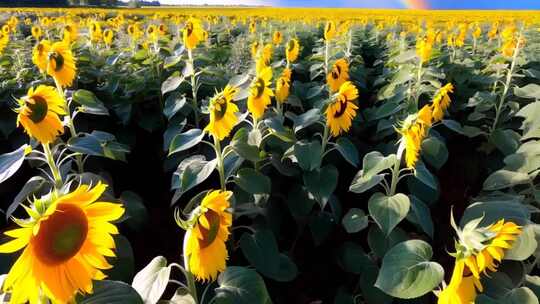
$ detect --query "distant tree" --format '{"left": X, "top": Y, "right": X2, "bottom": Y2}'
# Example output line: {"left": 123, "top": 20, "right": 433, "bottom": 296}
{"left": 128, "top": 0, "right": 141, "bottom": 8}
{"left": 0, "top": 0, "right": 69, "bottom": 7}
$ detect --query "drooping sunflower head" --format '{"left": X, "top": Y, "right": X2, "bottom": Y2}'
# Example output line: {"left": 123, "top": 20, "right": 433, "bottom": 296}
{"left": 89, "top": 21, "right": 102, "bottom": 42}
{"left": 0, "top": 182, "right": 125, "bottom": 303}
{"left": 204, "top": 85, "right": 239, "bottom": 141}
{"left": 63, "top": 23, "right": 78, "bottom": 44}
{"left": 32, "top": 39, "right": 50, "bottom": 72}
{"left": 431, "top": 83, "right": 454, "bottom": 123}
{"left": 103, "top": 29, "right": 114, "bottom": 46}
{"left": 324, "top": 20, "right": 336, "bottom": 41}
{"left": 286, "top": 38, "right": 300, "bottom": 64}
{"left": 31, "top": 25, "right": 42, "bottom": 40}
{"left": 183, "top": 190, "right": 233, "bottom": 282}
{"left": 416, "top": 35, "right": 433, "bottom": 63}
{"left": 437, "top": 258, "right": 483, "bottom": 304}
{"left": 16, "top": 85, "right": 66, "bottom": 144}
{"left": 275, "top": 68, "right": 292, "bottom": 104}
{"left": 183, "top": 17, "right": 205, "bottom": 50}
{"left": 326, "top": 58, "right": 350, "bottom": 93}
{"left": 325, "top": 81, "right": 359, "bottom": 137}
{"left": 47, "top": 41, "right": 77, "bottom": 88}
{"left": 248, "top": 66, "right": 274, "bottom": 120}
{"left": 398, "top": 112, "right": 429, "bottom": 169}
{"left": 273, "top": 30, "right": 282, "bottom": 45}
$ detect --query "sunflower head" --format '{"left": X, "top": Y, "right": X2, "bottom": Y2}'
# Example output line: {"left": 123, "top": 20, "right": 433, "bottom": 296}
{"left": 31, "top": 25, "right": 42, "bottom": 40}
{"left": 47, "top": 41, "right": 77, "bottom": 88}
{"left": 1, "top": 24, "right": 10, "bottom": 35}
{"left": 286, "top": 38, "right": 300, "bottom": 64}
{"left": 183, "top": 18, "right": 205, "bottom": 50}
{"left": 183, "top": 190, "right": 233, "bottom": 282}
{"left": 275, "top": 68, "right": 292, "bottom": 104}
{"left": 416, "top": 36, "right": 433, "bottom": 63}
{"left": 273, "top": 30, "right": 282, "bottom": 45}
{"left": 103, "top": 29, "right": 114, "bottom": 46}
{"left": 325, "top": 81, "right": 359, "bottom": 137}
{"left": 204, "top": 85, "right": 239, "bottom": 141}
{"left": 146, "top": 24, "right": 158, "bottom": 41}
{"left": 326, "top": 58, "right": 350, "bottom": 93}
{"left": 248, "top": 67, "right": 274, "bottom": 120}
{"left": 16, "top": 85, "right": 66, "bottom": 144}
{"left": 63, "top": 23, "right": 78, "bottom": 44}
{"left": 431, "top": 83, "right": 454, "bottom": 123}
{"left": 0, "top": 183, "right": 124, "bottom": 303}
{"left": 398, "top": 112, "right": 429, "bottom": 169}
{"left": 89, "top": 21, "right": 102, "bottom": 42}
{"left": 324, "top": 20, "right": 336, "bottom": 41}
{"left": 249, "top": 21, "right": 256, "bottom": 33}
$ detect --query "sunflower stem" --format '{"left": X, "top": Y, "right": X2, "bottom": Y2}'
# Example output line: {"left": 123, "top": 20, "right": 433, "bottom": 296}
{"left": 320, "top": 124, "right": 330, "bottom": 167}
{"left": 490, "top": 30, "right": 522, "bottom": 136}
{"left": 213, "top": 136, "right": 226, "bottom": 191}
{"left": 53, "top": 77, "right": 84, "bottom": 174}
{"left": 182, "top": 248, "right": 199, "bottom": 304}
{"left": 188, "top": 49, "right": 200, "bottom": 129}
{"left": 389, "top": 141, "right": 405, "bottom": 196}
{"left": 43, "top": 143, "right": 63, "bottom": 191}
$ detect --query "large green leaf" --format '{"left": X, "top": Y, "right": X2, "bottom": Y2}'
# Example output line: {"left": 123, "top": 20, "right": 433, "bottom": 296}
{"left": 303, "top": 165, "right": 338, "bottom": 208}
{"left": 335, "top": 137, "right": 359, "bottom": 167}
{"left": 68, "top": 131, "right": 129, "bottom": 161}
{"left": 235, "top": 168, "right": 271, "bottom": 194}
{"left": 294, "top": 140, "right": 322, "bottom": 171}
{"left": 171, "top": 156, "right": 217, "bottom": 204}
{"left": 349, "top": 152, "right": 395, "bottom": 194}
{"left": 375, "top": 240, "right": 444, "bottom": 299}
{"left": 131, "top": 256, "right": 172, "bottom": 304}
{"left": 0, "top": 144, "right": 28, "bottom": 184}
{"left": 77, "top": 280, "right": 143, "bottom": 304}
{"left": 214, "top": 267, "right": 272, "bottom": 304}
{"left": 368, "top": 192, "right": 410, "bottom": 236}
{"left": 483, "top": 170, "right": 531, "bottom": 191}
{"left": 168, "top": 129, "right": 205, "bottom": 155}
{"left": 421, "top": 137, "right": 448, "bottom": 170}
{"left": 72, "top": 89, "right": 108, "bottom": 115}
{"left": 342, "top": 208, "right": 369, "bottom": 233}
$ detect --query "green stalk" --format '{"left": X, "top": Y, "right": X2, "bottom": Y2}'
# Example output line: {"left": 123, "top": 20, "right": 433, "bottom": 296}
{"left": 53, "top": 77, "right": 84, "bottom": 173}
{"left": 490, "top": 31, "right": 522, "bottom": 135}
{"left": 182, "top": 231, "right": 199, "bottom": 304}
{"left": 188, "top": 49, "right": 200, "bottom": 128}
{"left": 213, "top": 136, "right": 226, "bottom": 191}
{"left": 389, "top": 141, "right": 405, "bottom": 196}
{"left": 43, "top": 143, "right": 62, "bottom": 191}
{"left": 320, "top": 123, "right": 330, "bottom": 166}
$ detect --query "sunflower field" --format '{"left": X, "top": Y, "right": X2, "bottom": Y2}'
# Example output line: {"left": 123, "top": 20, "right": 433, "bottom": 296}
{"left": 0, "top": 6, "right": 539, "bottom": 304}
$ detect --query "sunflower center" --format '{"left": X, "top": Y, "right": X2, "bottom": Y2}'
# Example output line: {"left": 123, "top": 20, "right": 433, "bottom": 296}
{"left": 49, "top": 52, "right": 64, "bottom": 72}
{"left": 254, "top": 78, "right": 265, "bottom": 98}
{"left": 334, "top": 98, "right": 348, "bottom": 118}
{"left": 212, "top": 96, "right": 228, "bottom": 120}
{"left": 331, "top": 65, "right": 341, "bottom": 79}
{"left": 33, "top": 203, "right": 88, "bottom": 265}
{"left": 186, "top": 23, "right": 193, "bottom": 36}
{"left": 27, "top": 95, "right": 49, "bottom": 123}
{"left": 198, "top": 209, "right": 220, "bottom": 249}
{"left": 287, "top": 41, "right": 295, "bottom": 52}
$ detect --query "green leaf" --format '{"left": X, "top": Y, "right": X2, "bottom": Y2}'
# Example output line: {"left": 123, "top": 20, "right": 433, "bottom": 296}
{"left": 167, "top": 287, "right": 196, "bottom": 304}
{"left": 335, "top": 137, "right": 359, "bottom": 167}
{"left": 368, "top": 192, "right": 410, "bottom": 236}
{"left": 161, "top": 74, "right": 184, "bottom": 95}
{"left": 414, "top": 162, "right": 438, "bottom": 190}
{"left": 77, "top": 280, "right": 143, "bottom": 304}
{"left": 375, "top": 240, "right": 444, "bottom": 299}
{"left": 131, "top": 256, "right": 171, "bottom": 304}
{"left": 360, "top": 266, "right": 393, "bottom": 304}
{"left": 421, "top": 137, "right": 448, "bottom": 170}
{"left": 303, "top": 165, "right": 338, "bottom": 208}
{"left": 106, "top": 235, "right": 135, "bottom": 283}
{"left": 368, "top": 226, "right": 408, "bottom": 259}
{"left": 504, "top": 224, "right": 538, "bottom": 261}
{"left": 171, "top": 156, "right": 217, "bottom": 204}
{"left": 342, "top": 208, "right": 368, "bottom": 233}
{"left": 72, "top": 89, "right": 108, "bottom": 115}
{"left": 336, "top": 242, "right": 373, "bottom": 274}
{"left": 504, "top": 287, "right": 539, "bottom": 304}
{"left": 6, "top": 176, "right": 47, "bottom": 220}
{"left": 235, "top": 168, "right": 271, "bottom": 194}
{"left": 286, "top": 184, "right": 316, "bottom": 218}
{"left": 525, "top": 276, "right": 540, "bottom": 299}
{"left": 231, "top": 140, "right": 260, "bottom": 163}
{"left": 120, "top": 191, "right": 148, "bottom": 232}
{"left": 163, "top": 94, "right": 186, "bottom": 120}
{"left": 214, "top": 267, "right": 271, "bottom": 304}
{"left": 239, "top": 229, "right": 280, "bottom": 277}
{"left": 287, "top": 108, "right": 321, "bottom": 133}
{"left": 483, "top": 170, "right": 531, "bottom": 191}
{"left": 460, "top": 199, "right": 530, "bottom": 227}
{"left": 0, "top": 144, "right": 27, "bottom": 184}
{"left": 514, "top": 84, "right": 540, "bottom": 99}
{"left": 442, "top": 119, "right": 464, "bottom": 134}
{"left": 406, "top": 195, "right": 434, "bottom": 238}
{"left": 349, "top": 152, "right": 395, "bottom": 194}
{"left": 294, "top": 140, "right": 322, "bottom": 171}
{"left": 309, "top": 211, "right": 335, "bottom": 246}
{"left": 168, "top": 129, "right": 205, "bottom": 155}
{"left": 491, "top": 129, "right": 521, "bottom": 156}
{"left": 68, "top": 131, "right": 129, "bottom": 161}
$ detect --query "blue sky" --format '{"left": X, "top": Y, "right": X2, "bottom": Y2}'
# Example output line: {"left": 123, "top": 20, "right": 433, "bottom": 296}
{"left": 170, "top": 0, "right": 540, "bottom": 9}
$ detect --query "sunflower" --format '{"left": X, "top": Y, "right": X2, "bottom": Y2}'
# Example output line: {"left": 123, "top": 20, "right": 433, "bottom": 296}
{"left": 273, "top": 30, "right": 282, "bottom": 45}
{"left": 431, "top": 83, "right": 454, "bottom": 123}
{"left": 31, "top": 25, "right": 42, "bottom": 40}
{"left": 324, "top": 21, "right": 336, "bottom": 41}
{"left": 47, "top": 41, "right": 77, "bottom": 88}
{"left": 249, "top": 21, "right": 256, "bottom": 34}
{"left": 183, "top": 18, "right": 205, "bottom": 50}
{"left": 63, "top": 23, "right": 78, "bottom": 44}
{"left": 286, "top": 38, "right": 300, "bottom": 64}
{"left": 417, "top": 104, "right": 433, "bottom": 127}
{"left": 89, "top": 21, "right": 102, "bottom": 43}
{"left": 158, "top": 23, "right": 168, "bottom": 36}
{"left": 399, "top": 114, "right": 428, "bottom": 169}
{"left": 16, "top": 85, "right": 66, "bottom": 144}
{"left": 32, "top": 40, "right": 50, "bottom": 72}
{"left": 0, "top": 183, "right": 124, "bottom": 303}
{"left": 146, "top": 24, "right": 158, "bottom": 42}
{"left": 248, "top": 66, "right": 274, "bottom": 120}
{"left": 1, "top": 24, "right": 10, "bottom": 35}
{"left": 204, "top": 85, "right": 239, "bottom": 141}
{"left": 326, "top": 58, "right": 349, "bottom": 93}
{"left": 438, "top": 218, "right": 522, "bottom": 304}
{"left": 275, "top": 68, "right": 292, "bottom": 104}
{"left": 416, "top": 36, "right": 433, "bottom": 63}
{"left": 262, "top": 43, "right": 273, "bottom": 65}
{"left": 183, "top": 190, "right": 233, "bottom": 282}
{"left": 326, "top": 81, "right": 359, "bottom": 137}
{"left": 103, "top": 29, "right": 114, "bottom": 46}
{"left": 127, "top": 23, "right": 142, "bottom": 41}
{"left": 251, "top": 40, "right": 260, "bottom": 60}
{"left": 0, "top": 32, "right": 8, "bottom": 54}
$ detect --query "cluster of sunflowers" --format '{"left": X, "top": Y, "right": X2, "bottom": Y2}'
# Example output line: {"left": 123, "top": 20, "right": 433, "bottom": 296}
{"left": 0, "top": 6, "right": 539, "bottom": 304}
